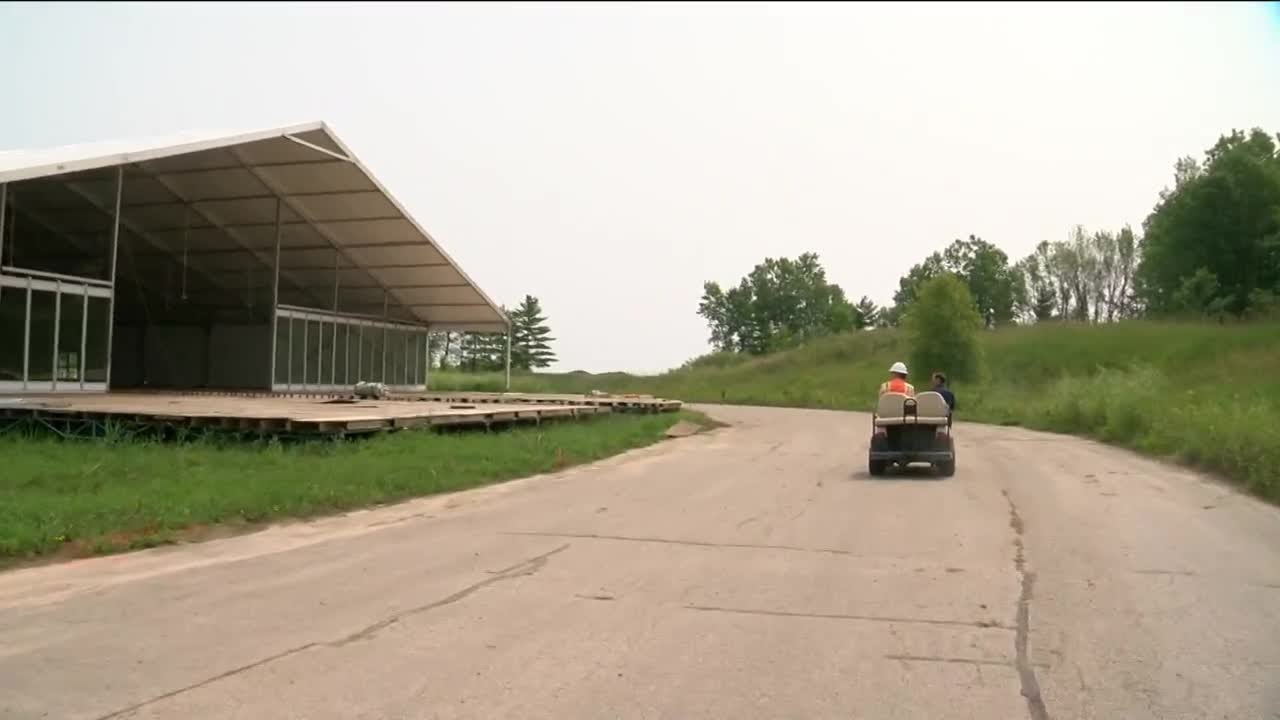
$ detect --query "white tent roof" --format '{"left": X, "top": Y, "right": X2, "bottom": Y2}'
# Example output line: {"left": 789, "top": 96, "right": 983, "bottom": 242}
{"left": 0, "top": 122, "right": 509, "bottom": 331}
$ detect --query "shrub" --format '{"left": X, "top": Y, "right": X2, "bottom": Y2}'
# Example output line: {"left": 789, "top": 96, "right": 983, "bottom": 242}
{"left": 904, "top": 274, "right": 985, "bottom": 382}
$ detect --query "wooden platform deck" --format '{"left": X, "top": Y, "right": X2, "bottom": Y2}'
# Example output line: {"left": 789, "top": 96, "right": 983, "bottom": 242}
{"left": 151, "top": 389, "right": 684, "bottom": 413}
{"left": 0, "top": 393, "right": 613, "bottom": 436}
{"left": 410, "top": 391, "right": 683, "bottom": 413}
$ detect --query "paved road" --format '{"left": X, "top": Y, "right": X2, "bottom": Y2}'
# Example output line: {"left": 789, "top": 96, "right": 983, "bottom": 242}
{"left": 2, "top": 406, "right": 1279, "bottom": 720}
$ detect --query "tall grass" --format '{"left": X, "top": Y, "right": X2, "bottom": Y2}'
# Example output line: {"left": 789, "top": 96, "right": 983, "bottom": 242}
{"left": 426, "top": 371, "right": 555, "bottom": 393}
{"left": 0, "top": 412, "right": 701, "bottom": 562}
{"left": 449, "top": 321, "right": 1280, "bottom": 501}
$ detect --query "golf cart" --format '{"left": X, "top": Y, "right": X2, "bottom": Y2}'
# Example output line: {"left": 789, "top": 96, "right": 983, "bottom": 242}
{"left": 868, "top": 391, "right": 955, "bottom": 477}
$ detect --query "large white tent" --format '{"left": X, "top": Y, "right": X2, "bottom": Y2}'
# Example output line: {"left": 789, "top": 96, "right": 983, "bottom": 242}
{"left": 0, "top": 122, "right": 510, "bottom": 393}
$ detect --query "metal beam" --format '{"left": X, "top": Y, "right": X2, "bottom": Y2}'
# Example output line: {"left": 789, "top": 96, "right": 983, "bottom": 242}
{"left": 0, "top": 183, "right": 6, "bottom": 268}
{"left": 124, "top": 157, "right": 345, "bottom": 178}
{"left": 79, "top": 286, "right": 88, "bottom": 389}
{"left": 189, "top": 261, "right": 453, "bottom": 274}
{"left": 103, "top": 167, "right": 122, "bottom": 388}
{"left": 104, "top": 213, "right": 401, "bottom": 234}
{"left": 301, "top": 315, "right": 308, "bottom": 386}
{"left": 330, "top": 250, "right": 340, "bottom": 383}
{"left": 22, "top": 280, "right": 30, "bottom": 389}
{"left": 1, "top": 266, "right": 112, "bottom": 288}
{"left": 131, "top": 163, "right": 332, "bottom": 310}
{"left": 51, "top": 281, "right": 61, "bottom": 391}
{"left": 505, "top": 328, "right": 512, "bottom": 391}
{"left": 375, "top": 282, "right": 471, "bottom": 290}
{"left": 123, "top": 237, "right": 429, "bottom": 259}
{"left": 60, "top": 180, "right": 230, "bottom": 296}
{"left": 427, "top": 323, "right": 514, "bottom": 332}
{"left": 399, "top": 302, "right": 495, "bottom": 308}
{"left": 115, "top": 189, "right": 382, "bottom": 210}
{"left": 276, "top": 303, "right": 429, "bottom": 328}
{"left": 137, "top": 280, "right": 471, "bottom": 294}
{"left": 57, "top": 215, "right": 407, "bottom": 237}
{"left": 4, "top": 191, "right": 11, "bottom": 267}
{"left": 284, "top": 134, "right": 351, "bottom": 162}
{"left": 224, "top": 145, "right": 416, "bottom": 326}
{"left": 268, "top": 198, "right": 282, "bottom": 390}
{"left": 2, "top": 194, "right": 112, "bottom": 271}
{"left": 287, "top": 306, "right": 294, "bottom": 389}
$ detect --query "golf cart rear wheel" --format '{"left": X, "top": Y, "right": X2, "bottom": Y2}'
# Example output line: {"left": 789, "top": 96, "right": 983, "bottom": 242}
{"left": 869, "top": 458, "right": 888, "bottom": 476}
{"left": 934, "top": 434, "right": 956, "bottom": 477}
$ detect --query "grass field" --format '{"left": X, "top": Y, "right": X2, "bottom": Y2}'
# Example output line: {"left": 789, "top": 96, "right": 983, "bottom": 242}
{"left": 0, "top": 411, "right": 705, "bottom": 563}
{"left": 443, "top": 321, "right": 1280, "bottom": 501}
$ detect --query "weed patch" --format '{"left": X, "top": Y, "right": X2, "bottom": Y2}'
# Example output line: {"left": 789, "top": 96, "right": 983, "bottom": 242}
{"left": 0, "top": 412, "right": 708, "bottom": 564}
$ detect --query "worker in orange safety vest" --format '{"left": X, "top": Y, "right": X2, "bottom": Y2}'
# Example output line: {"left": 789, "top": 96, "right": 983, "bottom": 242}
{"left": 879, "top": 361, "right": 916, "bottom": 396}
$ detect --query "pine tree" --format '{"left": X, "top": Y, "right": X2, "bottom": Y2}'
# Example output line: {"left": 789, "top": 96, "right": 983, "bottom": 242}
{"left": 460, "top": 332, "right": 504, "bottom": 371}
{"left": 509, "top": 295, "right": 557, "bottom": 370}
{"left": 854, "top": 296, "right": 880, "bottom": 329}
{"left": 429, "top": 332, "right": 456, "bottom": 370}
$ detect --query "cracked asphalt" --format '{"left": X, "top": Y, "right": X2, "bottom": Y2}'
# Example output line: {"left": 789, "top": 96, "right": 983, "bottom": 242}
{"left": 2, "top": 405, "right": 1279, "bottom": 719}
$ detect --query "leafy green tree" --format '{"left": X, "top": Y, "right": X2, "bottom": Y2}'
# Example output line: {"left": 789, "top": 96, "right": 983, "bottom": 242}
{"left": 1020, "top": 225, "right": 1139, "bottom": 323}
{"left": 698, "top": 253, "right": 856, "bottom": 354}
{"left": 944, "top": 235, "right": 1021, "bottom": 327}
{"left": 1102, "top": 227, "right": 1140, "bottom": 321}
{"left": 891, "top": 252, "right": 946, "bottom": 318}
{"left": 905, "top": 274, "right": 984, "bottom": 382}
{"left": 892, "top": 236, "right": 1020, "bottom": 327}
{"left": 1246, "top": 288, "right": 1279, "bottom": 320}
{"left": 1138, "top": 128, "right": 1280, "bottom": 316}
{"left": 1014, "top": 243, "right": 1057, "bottom": 322}
{"left": 1046, "top": 238, "right": 1082, "bottom": 320}
{"left": 697, "top": 282, "right": 752, "bottom": 352}
{"left": 509, "top": 295, "right": 556, "bottom": 370}
{"left": 1171, "top": 268, "right": 1232, "bottom": 318}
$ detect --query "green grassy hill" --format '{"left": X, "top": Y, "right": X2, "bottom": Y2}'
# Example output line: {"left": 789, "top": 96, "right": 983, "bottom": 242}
{"left": 437, "top": 321, "right": 1280, "bottom": 500}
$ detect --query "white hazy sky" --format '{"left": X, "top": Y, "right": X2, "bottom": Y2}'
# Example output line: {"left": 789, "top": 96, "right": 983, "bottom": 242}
{"left": 2, "top": 2, "right": 1278, "bottom": 373}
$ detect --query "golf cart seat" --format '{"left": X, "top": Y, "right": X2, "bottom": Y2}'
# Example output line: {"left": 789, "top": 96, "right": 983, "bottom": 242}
{"left": 914, "top": 392, "right": 951, "bottom": 425}
{"left": 874, "top": 393, "right": 910, "bottom": 426}
{"left": 873, "top": 392, "right": 950, "bottom": 427}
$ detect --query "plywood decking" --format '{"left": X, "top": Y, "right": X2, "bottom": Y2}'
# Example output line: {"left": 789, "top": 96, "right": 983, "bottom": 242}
{"left": 147, "top": 389, "right": 684, "bottom": 413}
{"left": 413, "top": 391, "right": 683, "bottom": 413}
{"left": 0, "top": 393, "right": 614, "bottom": 436}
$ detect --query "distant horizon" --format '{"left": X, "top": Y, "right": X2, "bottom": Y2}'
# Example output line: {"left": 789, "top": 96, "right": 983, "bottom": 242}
{"left": 3, "top": 2, "right": 1278, "bottom": 373}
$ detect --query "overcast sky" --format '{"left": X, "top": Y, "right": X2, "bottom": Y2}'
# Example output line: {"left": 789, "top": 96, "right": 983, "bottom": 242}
{"left": 2, "top": 2, "right": 1278, "bottom": 373}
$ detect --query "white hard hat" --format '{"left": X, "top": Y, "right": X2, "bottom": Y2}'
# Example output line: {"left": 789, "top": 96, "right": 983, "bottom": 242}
{"left": 889, "top": 361, "right": 909, "bottom": 375}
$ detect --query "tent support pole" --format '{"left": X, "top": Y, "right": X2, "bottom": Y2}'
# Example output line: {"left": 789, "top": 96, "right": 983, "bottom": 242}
{"left": 104, "top": 166, "right": 123, "bottom": 390}
{"left": 381, "top": 293, "right": 388, "bottom": 383}
{"left": 331, "top": 251, "right": 340, "bottom": 386}
{"left": 424, "top": 327, "right": 431, "bottom": 391}
{"left": 0, "top": 183, "right": 7, "bottom": 270}
{"left": 505, "top": 328, "right": 512, "bottom": 391}
{"left": 268, "top": 198, "right": 282, "bottom": 391}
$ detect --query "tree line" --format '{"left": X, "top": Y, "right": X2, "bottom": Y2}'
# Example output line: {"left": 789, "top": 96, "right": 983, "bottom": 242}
{"left": 697, "top": 253, "right": 880, "bottom": 354}
{"left": 430, "top": 294, "right": 556, "bottom": 372}
{"left": 891, "top": 226, "right": 1141, "bottom": 328}
{"left": 698, "top": 126, "right": 1280, "bottom": 354}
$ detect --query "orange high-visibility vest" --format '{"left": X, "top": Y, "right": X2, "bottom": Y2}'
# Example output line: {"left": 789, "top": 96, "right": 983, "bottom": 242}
{"left": 879, "top": 378, "right": 915, "bottom": 397}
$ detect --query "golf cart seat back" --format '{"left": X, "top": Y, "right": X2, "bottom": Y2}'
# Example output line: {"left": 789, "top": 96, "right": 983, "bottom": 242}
{"left": 913, "top": 392, "right": 951, "bottom": 424}
{"left": 873, "top": 392, "right": 950, "bottom": 427}
{"left": 874, "top": 393, "right": 910, "bottom": 426}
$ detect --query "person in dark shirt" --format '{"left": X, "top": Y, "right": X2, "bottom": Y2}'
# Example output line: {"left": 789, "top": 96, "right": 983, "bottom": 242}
{"left": 931, "top": 372, "right": 956, "bottom": 413}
